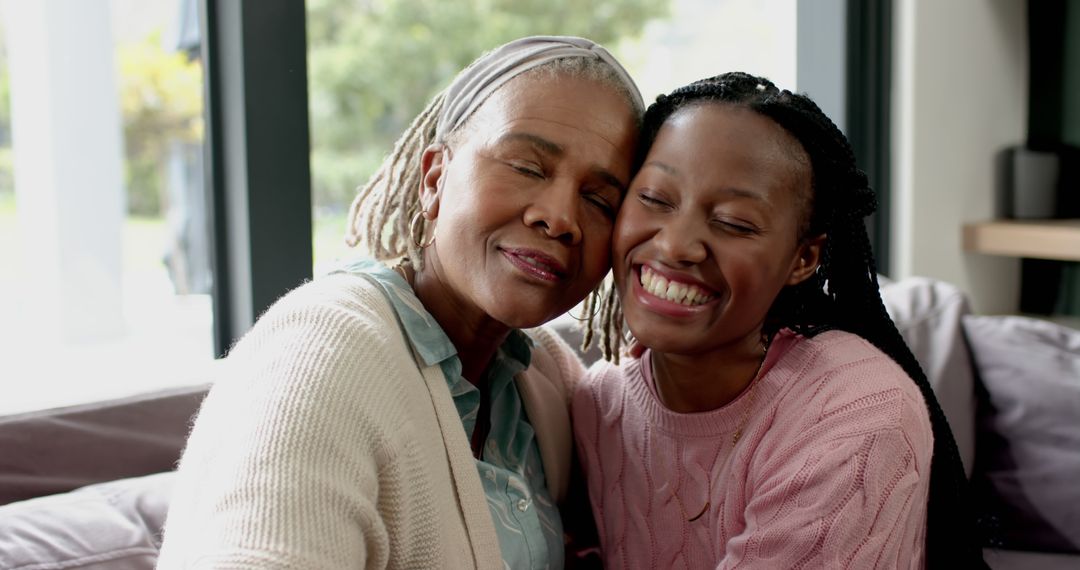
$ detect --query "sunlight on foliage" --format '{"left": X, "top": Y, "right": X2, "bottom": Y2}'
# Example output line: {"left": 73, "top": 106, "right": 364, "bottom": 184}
{"left": 117, "top": 30, "right": 203, "bottom": 216}
{"left": 306, "top": 0, "right": 669, "bottom": 213}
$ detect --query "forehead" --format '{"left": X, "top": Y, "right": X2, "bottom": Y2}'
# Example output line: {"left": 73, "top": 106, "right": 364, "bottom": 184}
{"left": 459, "top": 73, "right": 638, "bottom": 154}
{"left": 650, "top": 103, "right": 811, "bottom": 203}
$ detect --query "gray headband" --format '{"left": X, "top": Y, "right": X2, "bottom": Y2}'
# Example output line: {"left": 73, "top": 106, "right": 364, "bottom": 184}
{"left": 434, "top": 35, "right": 643, "bottom": 141}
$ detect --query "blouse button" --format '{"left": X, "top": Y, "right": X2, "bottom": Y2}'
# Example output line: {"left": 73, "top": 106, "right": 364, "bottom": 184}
{"left": 516, "top": 498, "right": 530, "bottom": 512}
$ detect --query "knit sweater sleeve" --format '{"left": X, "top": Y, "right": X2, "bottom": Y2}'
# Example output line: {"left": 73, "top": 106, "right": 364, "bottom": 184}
{"left": 157, "top": 274, "right": 432, "bottom": 569}
{"left": 720, "top": 348, "right": 933, "bottom": 569}
{"left": 568, "top": 359, "right": 622, "bottom": 544}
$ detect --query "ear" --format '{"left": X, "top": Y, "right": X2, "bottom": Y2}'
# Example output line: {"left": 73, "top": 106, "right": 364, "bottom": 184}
{"left": 786, "top": 234, "right": 826, "bottom": 286}
{"left": 419, "top": 143, "right": 448, "bottom": 219}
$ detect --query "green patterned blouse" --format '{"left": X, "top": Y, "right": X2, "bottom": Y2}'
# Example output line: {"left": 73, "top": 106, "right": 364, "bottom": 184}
{"left": 336, "top": 259, "right": 563, "bottom": 570}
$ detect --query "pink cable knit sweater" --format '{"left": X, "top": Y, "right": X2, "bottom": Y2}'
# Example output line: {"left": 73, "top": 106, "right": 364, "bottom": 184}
{"left": 571, "top": 329, "right": 932, "bottom": 569}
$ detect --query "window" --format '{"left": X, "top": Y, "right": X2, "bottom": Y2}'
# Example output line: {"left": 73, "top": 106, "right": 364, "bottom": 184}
{"left": 0, "top": 0, "right": 213, "bottom": 414}
{"left": 0, "top": 1, "right": 825, "bottom": 413}
{"left": 306, "top": 0, "right": 797, "bottom": 271}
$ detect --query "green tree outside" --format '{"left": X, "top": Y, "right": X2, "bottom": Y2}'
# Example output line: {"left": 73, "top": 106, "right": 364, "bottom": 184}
{"left": 306, "top": 0, "right": 668, "bottom": 215}
{"left": 2, "top": 4, "right": 669, "bottom": 269}
{"left": 117, "top": 30, "right": 203, "bottom": 217}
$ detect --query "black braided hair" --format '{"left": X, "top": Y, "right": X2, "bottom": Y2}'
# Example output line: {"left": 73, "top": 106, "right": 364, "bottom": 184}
{"left": 640, "top": 72, "right": 986, "bottom": 568}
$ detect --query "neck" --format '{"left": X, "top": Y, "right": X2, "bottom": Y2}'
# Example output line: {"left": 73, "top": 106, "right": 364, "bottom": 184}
{"left": 408, "top": 262, "right": 510, "bottom": 385}
{"left": 651, "top": 333, "right": 765, "bottom": 413}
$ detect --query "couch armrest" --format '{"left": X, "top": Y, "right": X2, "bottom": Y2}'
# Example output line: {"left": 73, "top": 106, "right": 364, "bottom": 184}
{"left": 0, "top": 384, "right": 208, "bottom": 506}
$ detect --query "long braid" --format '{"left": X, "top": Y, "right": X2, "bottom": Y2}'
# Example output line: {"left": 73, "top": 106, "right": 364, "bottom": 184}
{"left": 595, "top": 72, "right": 986, "bottom": 568}
{"left": 756, "top": 88, "right": 983, "bottom": 567}
{"left": 345, "top": 91, "right": 444, "bottom": 268}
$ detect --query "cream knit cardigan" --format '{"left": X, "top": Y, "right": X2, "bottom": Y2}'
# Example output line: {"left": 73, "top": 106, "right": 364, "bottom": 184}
{"left": 156, "top": 272, "right": 584, "bottom": 569}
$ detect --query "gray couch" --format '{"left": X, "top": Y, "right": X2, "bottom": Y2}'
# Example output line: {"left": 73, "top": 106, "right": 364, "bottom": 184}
{"left": 1, "top": 277, "right": 1077, "bottom": 569}
{"left": 877, "top": 278, "right": 1079, "bottom": 568}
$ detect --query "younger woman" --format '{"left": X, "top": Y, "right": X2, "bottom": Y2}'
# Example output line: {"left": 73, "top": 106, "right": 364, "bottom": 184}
{"left": 572, "top": 73, "right": 985, "bottom": 568}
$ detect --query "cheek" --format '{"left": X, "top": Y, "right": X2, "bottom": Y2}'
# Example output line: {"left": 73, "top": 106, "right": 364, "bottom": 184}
{"left": 437, "top": 176, "right": 504, "bottom": 239}
{"left": 580, "top": 227, "right": 613, "bottom": 278}
{"left": 442, "top": 178, "right": 482, "bottom": 216}
{"left": 721, "top": 246, "right": 794, "bottom": 303}
{"left": 612, "top": 205, "right": 649, "bottom": 261}
{"left": 562, "top": 209, "right": 614, "bottom": 294}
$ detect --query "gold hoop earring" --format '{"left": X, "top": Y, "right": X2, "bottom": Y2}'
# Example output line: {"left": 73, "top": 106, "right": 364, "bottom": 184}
{"left": 409, "top": 210, "right": 436, "bottom": 249}
{"left": 569, "top": 289, "right": 602, "bottom": 322}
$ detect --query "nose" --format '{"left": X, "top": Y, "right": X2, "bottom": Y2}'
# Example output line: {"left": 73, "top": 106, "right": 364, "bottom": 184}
{"left": 654, "top": 215, "right": 707, "bottom": 265}
{"left": 523, "top": 180, "right": 583, "bottom": 245}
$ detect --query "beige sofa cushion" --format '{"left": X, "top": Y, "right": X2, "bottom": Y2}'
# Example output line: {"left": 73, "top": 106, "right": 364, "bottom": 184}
{"left": 0, "top": 472, "right": 173, "bottom": 570}
{"left": 879, "top": 276, "right": 978, "bottom": 477}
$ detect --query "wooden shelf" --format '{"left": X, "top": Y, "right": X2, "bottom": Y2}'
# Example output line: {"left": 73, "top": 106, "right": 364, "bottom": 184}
{"left": 963, "top": 219, "right": 1080, "bottom": 262}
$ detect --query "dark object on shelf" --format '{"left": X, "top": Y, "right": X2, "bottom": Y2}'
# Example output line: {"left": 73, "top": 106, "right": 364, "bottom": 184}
{"left": 995, "top": 145, "right": 1079, "bottom": 220}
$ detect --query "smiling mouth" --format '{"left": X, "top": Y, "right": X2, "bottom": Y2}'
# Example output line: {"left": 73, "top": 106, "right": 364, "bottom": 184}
{"left": 639, "top": 265, "right": 714, "bottom": 306}
{"left": 521, "top": 254, "right": 557, "bottom": 273}
{"left": 502, "top": 248, "right": 566, "bottom": 283}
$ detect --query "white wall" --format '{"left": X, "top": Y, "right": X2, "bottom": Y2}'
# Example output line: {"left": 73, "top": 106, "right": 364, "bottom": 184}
{"left": 892, "top": 0, "right": 1027, "bottom": 314}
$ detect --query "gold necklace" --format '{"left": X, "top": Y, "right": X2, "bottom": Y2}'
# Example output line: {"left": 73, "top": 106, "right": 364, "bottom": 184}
{"left": 662, "top": 339, "right": 768, "bottom": 523}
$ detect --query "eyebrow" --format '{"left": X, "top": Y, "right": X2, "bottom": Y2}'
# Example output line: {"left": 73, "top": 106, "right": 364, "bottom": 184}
{"left": 594, "top": 169, "right": 627, "bottom": 192}
{"left": 642, "top": 160, "right": 767, "bottom": 202}
{"left": 496, "top": 132, "right": 564, "bottom": 157}
{"left": 642, "top": 159, "right": 678, "bottom": 176}
{"left": 499, "top": 132, "right": 627, "bottom": 191}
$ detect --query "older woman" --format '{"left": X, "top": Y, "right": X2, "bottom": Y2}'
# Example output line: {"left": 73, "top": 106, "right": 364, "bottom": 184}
{"left": 157, "top": 36, "right": 641, "bottom": 569}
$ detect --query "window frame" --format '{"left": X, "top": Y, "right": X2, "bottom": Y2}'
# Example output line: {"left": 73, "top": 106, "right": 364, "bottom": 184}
{"left": 199, "top": 0, "right": 313, "bottom": 356}
{"left": 798, "top": 0, "right": 892, "bottom": 273}
{"left": 197, "top": 1, "right": 892, "bottom": 353}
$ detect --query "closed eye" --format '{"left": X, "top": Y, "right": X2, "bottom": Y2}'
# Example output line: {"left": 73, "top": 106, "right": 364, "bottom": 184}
{"left": 584, "top": 193, "right": 616, "bottom": 218}
{"left": 714, "top": 219, "right": 758, "bottom": 235}
{"left": 637, "top": 191, "right": 671, "bottom": 210}
{"left": 509, "top": 162, "right": 544, "bottom": 178}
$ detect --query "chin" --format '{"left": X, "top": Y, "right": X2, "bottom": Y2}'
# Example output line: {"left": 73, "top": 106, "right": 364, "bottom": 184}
{"left": 625, "top": 309, "right": 719, "bottom": 355}
{"left": 513, "top": 285, "right": 589, "bottom": 325}
{"left": 487, "top": 303, "right": 560, "bottom": 330}
{"left": 630, "top": 329, "right": 703, "bottom": 356}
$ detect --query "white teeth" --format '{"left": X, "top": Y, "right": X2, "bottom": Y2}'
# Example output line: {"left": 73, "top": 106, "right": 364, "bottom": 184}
{"left": 664, "top": 282, "right": 679, "bottom": 301}
{"left": 679, "top": 283, "right": 689, "bottom": 301}
{"left": 639, "top": 266, "right": 712, "bottom": 306}
{"left": 522, "top": 256, "right": 552, "bottom": 272}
